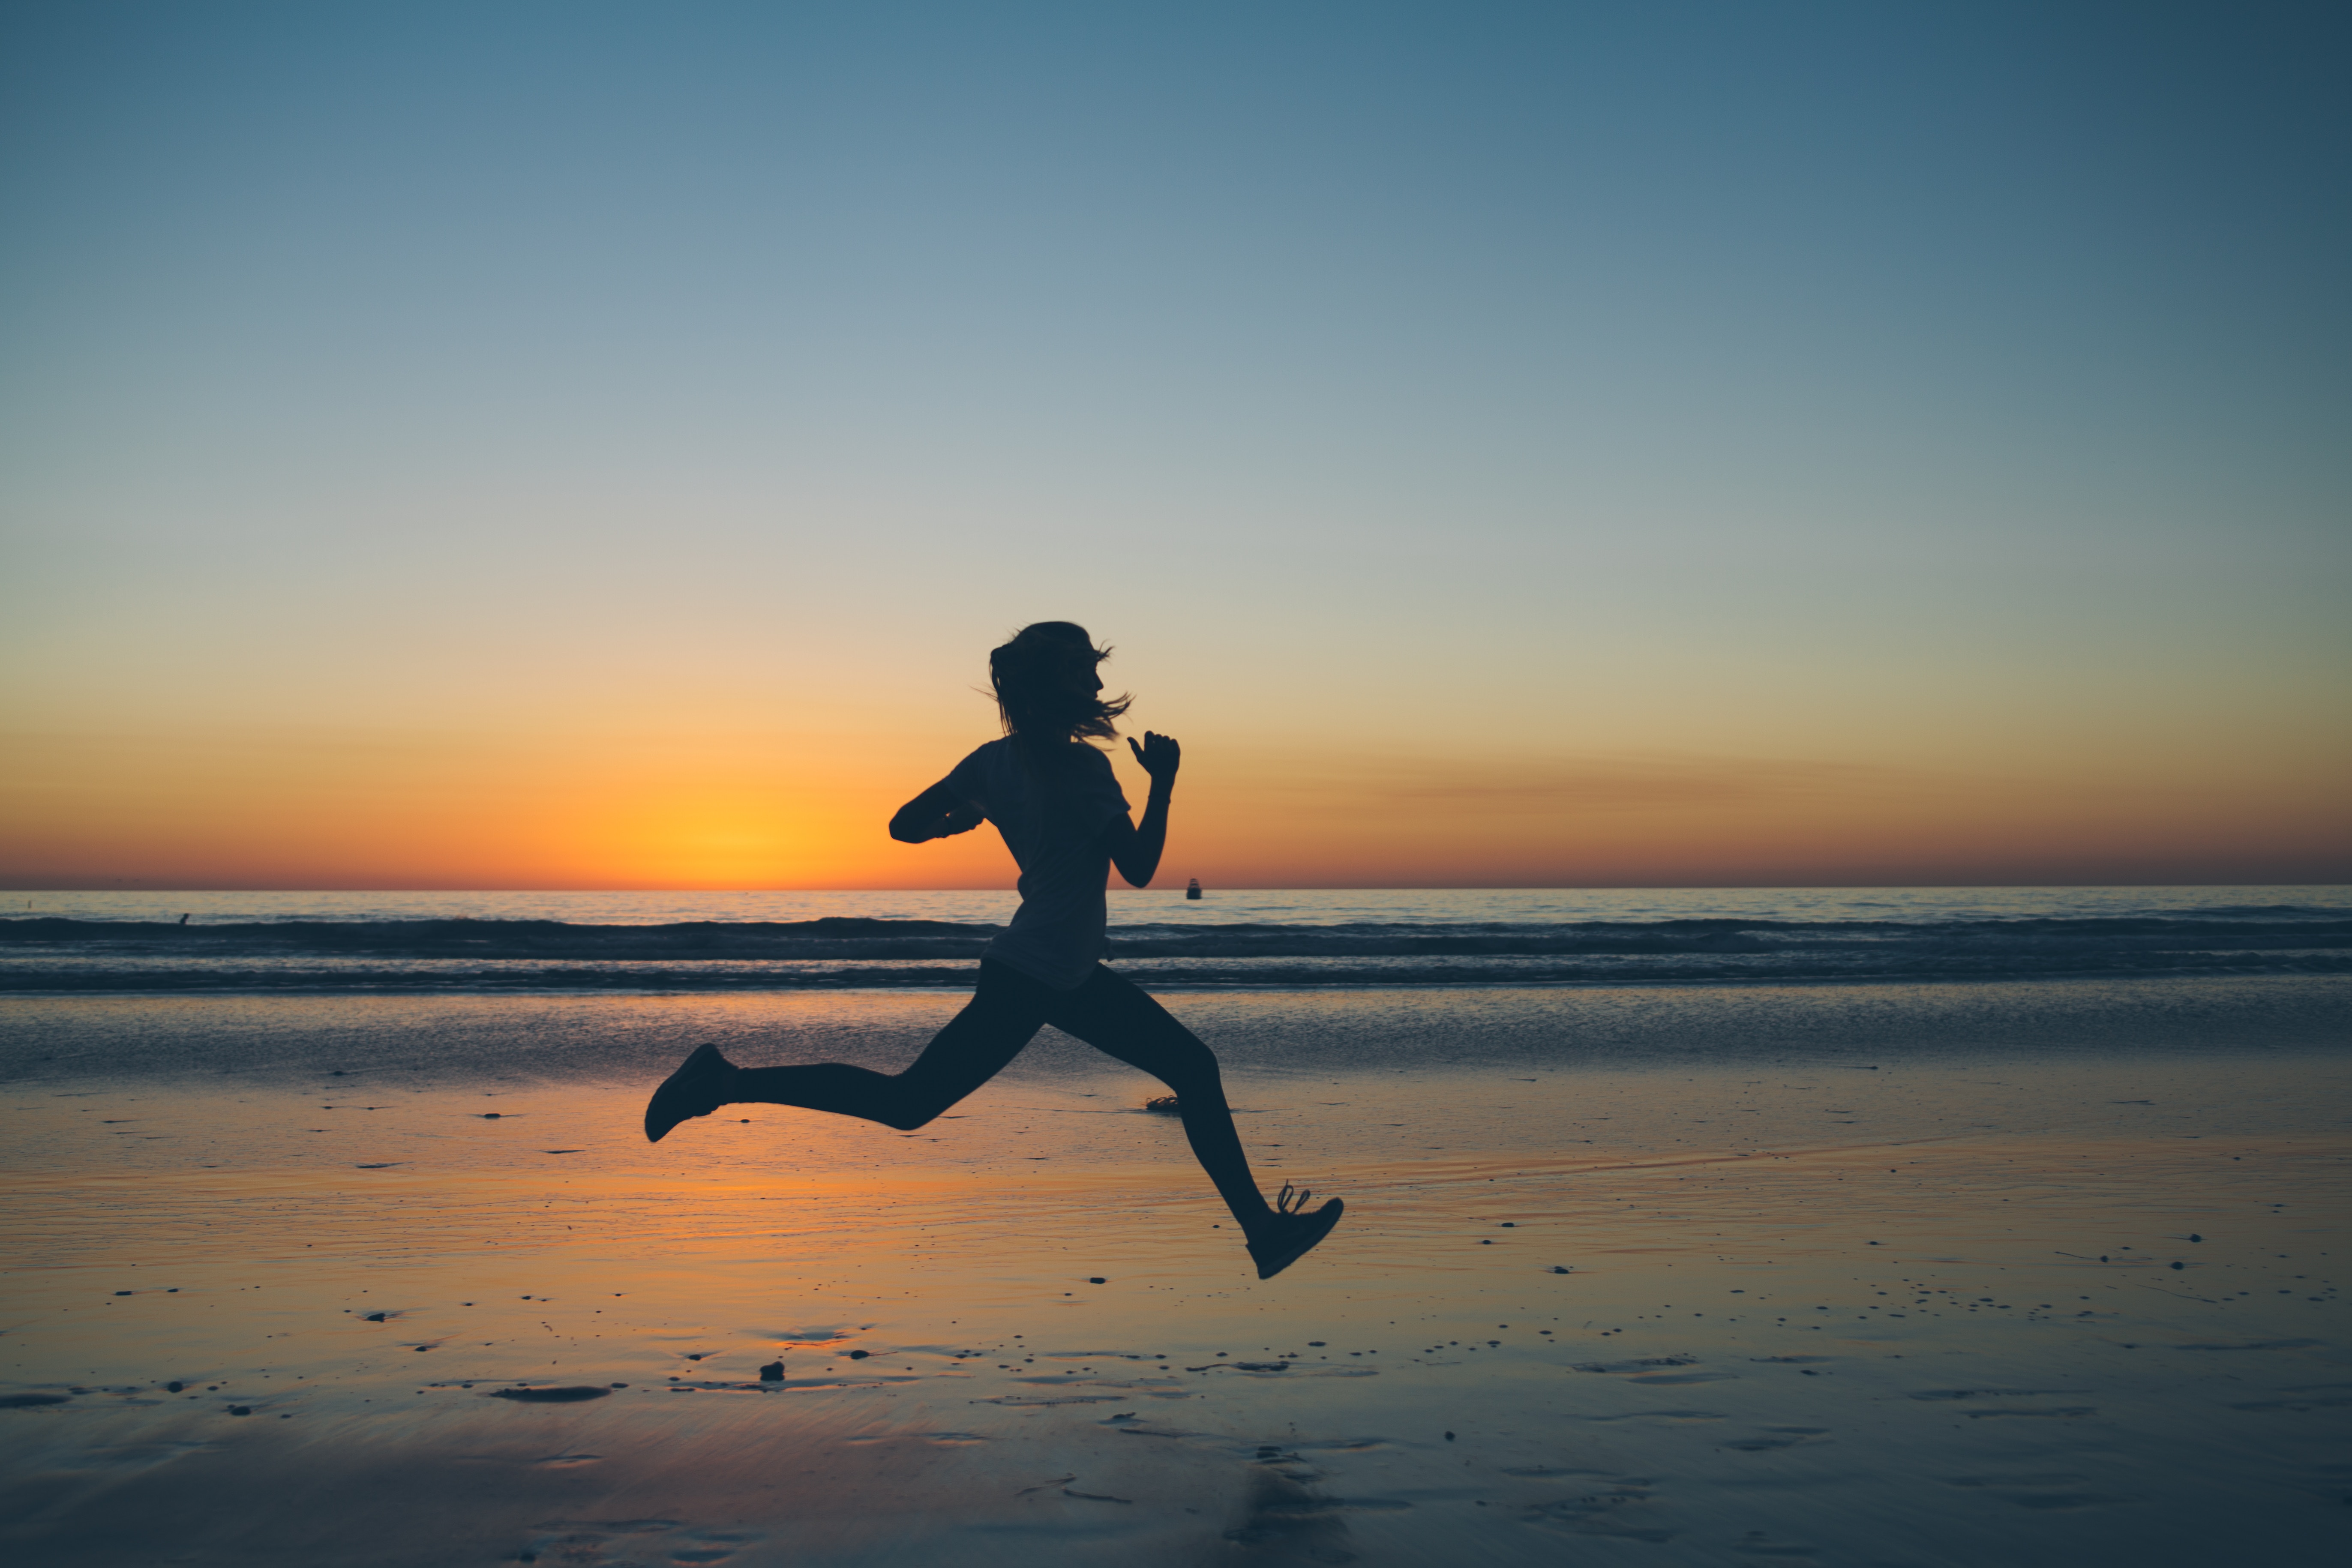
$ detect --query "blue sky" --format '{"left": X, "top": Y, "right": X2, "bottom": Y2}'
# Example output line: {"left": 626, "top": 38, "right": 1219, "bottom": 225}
{"left": 3, "top": 2, "right": 2346, "bottom": 885}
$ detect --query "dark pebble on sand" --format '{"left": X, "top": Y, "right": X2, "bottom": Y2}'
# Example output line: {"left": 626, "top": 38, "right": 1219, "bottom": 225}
{"left": 759, "top": 1362, "right": 783, "bottom": 1381}
{"left": 228, "top": 1406, "right": 251, "bottom": 1416}
{"left": 166, "top": 1382, "right": 183, "bottom": 1392}
{"left": 1551, "top": 1266, "right": 1571, "bottom": 1274}
{"left": 847, "top": 1349, "right": 870, "bottom": 1360}
{"left": 114, "top": 1290, "right": 132, "bottom": 1296}
{"left": 488, "top": 1386, "right": 609, "bottom": 1403}
{"left": 480, "top": 1112, "right": 501, "bottom": 1118}
{"left": 1089, "top": 1277, "right": 1106, "bottom": 1284}
{"left": 1500, "top": 1223, "right": 1515, "bottom": 1228}
{"left": 2171, "top": 1261, "right": 2186, "bottom": 1270}
{"left": 2190, "top": 1234, "right": 2203, "bottom": 1242}
{"left": 1444, "top": 1431, "right": 1455, "bottom": 1441}
{"left": 364, "top": 1312, "right": 387, "bottom": 1321}
{"left": 0, "top": 1394, "right": 70, "bottom": 1409}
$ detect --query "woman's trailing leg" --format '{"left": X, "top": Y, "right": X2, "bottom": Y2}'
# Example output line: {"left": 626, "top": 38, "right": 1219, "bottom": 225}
{"left": 644, "top": 967, "right": 1046, "bottom": 1141}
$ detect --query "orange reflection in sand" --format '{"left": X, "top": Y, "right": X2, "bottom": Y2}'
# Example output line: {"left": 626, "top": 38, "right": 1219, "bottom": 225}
{"left": 5, "top": 1058, "right": 2347, "bottom": 1566}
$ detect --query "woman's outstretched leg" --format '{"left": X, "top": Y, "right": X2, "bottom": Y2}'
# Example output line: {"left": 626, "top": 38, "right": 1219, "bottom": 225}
{"left": 1045, "top": 967, "right": 1343, "bottom": 1279}
{"left": 643, "top": 966, "right": 1044, "bottom": 1141}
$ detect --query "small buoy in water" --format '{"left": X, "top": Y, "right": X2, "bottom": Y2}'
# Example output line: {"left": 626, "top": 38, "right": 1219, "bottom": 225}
{"left": 1186, "top": 877, "right": 1202, "bottom": 900}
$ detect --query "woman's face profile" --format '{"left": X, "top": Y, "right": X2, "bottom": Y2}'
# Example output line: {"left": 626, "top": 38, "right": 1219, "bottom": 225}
{"left": 1054, "top": 656, "right": 1104, "bottom": 698}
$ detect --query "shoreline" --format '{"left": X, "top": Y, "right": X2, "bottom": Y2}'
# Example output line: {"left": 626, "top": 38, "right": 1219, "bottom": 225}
{"left": 4, "top": 981, "right": 2346, "bottom": 1564}
{"left": 6, "top": 1098, "right": 2345, "bottom": 1565}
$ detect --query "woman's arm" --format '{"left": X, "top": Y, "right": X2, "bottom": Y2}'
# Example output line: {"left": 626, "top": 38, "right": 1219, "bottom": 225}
{"left": 1101, "top": 731, "right": 1181, "bottom": 886}
{"left": 890, "top": 782, "right": 984, "bottom": 844}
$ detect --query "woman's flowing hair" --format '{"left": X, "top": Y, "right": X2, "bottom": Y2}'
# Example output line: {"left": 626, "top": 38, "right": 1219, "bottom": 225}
{"left": 989, "top": 621, "right": 1131, "bottom": 762}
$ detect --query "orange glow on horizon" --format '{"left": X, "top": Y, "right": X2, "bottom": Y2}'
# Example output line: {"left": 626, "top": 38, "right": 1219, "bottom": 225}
{"left": 3, "top": 723, "right": 2343, "bottom": 890}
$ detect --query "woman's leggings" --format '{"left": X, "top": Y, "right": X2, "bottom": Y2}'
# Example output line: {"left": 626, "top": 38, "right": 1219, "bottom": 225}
{"left": 725, "top": 959, "right": 1272, "bottom": 1228}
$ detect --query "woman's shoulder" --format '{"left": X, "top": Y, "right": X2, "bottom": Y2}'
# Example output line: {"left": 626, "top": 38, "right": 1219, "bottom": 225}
{"left": 945, "top": 736, "right": 1014, "bottom": 783}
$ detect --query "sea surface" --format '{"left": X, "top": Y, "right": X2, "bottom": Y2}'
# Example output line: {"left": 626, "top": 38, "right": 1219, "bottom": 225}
{"left": 6, "top": 886, "right": 2348, "bottom": 994}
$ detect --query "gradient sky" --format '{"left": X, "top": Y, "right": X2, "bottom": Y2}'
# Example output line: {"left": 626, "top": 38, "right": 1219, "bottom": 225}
{"left": 3, "top": 2, "right": 2346, "bottom": 889}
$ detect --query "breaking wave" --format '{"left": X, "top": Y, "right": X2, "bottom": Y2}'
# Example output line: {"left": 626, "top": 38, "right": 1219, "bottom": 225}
{"left": 5, "top": 905, "right": 2348, "bottom": 993}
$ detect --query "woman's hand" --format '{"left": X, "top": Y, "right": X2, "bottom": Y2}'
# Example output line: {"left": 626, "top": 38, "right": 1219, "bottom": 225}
{"left": 1127, "top": 731, "right": 1182, "bottom": 789}
{"left": 1107, "top": 733, "right": 1179, "bottom": 885}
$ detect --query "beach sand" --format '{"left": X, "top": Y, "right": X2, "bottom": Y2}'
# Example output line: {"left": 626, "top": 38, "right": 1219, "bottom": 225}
{"left": 3, "top": 985, "right": 2347, "bottom": 1565}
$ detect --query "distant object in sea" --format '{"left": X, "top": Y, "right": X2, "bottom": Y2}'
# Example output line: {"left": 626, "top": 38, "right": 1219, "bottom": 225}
{"left": 1187, "top": 877, "right": 1202, "bottom": 900}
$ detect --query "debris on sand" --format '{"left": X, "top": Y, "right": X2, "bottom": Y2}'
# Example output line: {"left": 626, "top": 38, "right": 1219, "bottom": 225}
{"left": 487, "top": 1386, "right": 610, "bottom": 1403}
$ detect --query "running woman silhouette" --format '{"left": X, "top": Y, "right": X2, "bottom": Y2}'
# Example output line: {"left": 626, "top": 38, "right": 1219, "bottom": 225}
{"left": 643, "top": 622, "right": 1344, "bottom": 1279}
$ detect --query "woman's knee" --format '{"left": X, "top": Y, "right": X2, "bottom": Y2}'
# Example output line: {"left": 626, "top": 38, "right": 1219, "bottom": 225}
{"left": 880, "top": 1072, "right": 967, "bottom": 1130}
{"left": 1143, "top": 1033, "right": 1224, "bottom": 1096}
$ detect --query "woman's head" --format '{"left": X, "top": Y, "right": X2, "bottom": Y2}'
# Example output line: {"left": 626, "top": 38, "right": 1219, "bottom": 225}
{"left": 989, "top": 622, "right": 1131, "bottom": 752}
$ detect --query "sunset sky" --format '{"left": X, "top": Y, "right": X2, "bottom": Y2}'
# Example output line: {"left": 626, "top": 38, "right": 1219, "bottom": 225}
{"left": 4, "top": 3, "right": 2346, "bottom": 890}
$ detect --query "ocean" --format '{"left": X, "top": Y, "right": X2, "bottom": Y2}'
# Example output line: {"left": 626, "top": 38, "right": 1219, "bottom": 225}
{"left": 7, "top": 885, "right": 2348, "bottom": 994}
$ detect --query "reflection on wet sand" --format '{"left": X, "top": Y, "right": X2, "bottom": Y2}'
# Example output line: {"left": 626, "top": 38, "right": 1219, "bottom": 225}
{"left": 2, "top": 1040, "right": 2347, "bottom": 1565}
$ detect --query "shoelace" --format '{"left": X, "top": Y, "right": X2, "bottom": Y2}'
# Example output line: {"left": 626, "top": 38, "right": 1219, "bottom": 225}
{"left": 1274, "top": 1181, "right": 1314, "bottom": 1218}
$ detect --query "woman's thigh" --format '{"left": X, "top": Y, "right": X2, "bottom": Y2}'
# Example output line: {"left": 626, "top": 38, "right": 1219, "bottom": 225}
{"left": 895, "top": 962, "right": 1051, "bottom": 1107}
{"left": 1040, "top": 967, "right": 1222, "bottom": 1089}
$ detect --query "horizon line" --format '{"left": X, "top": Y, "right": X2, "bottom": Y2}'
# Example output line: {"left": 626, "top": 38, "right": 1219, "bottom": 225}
{"left": 6, "top": 881, "right": 2348, "bottom": 895}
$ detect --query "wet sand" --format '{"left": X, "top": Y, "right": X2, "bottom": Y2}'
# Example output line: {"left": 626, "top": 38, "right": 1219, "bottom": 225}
{"left": 3, "top": 990, "right": 2348, "bottom": 1565}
